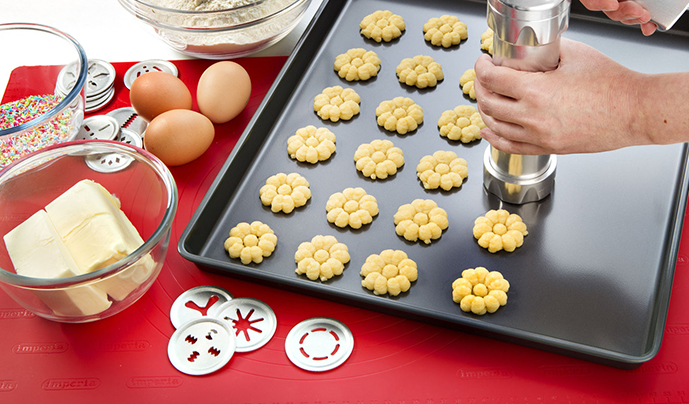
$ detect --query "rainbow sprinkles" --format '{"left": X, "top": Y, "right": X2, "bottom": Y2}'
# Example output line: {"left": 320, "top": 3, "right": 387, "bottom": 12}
{"left": 1, "top": 94, "right": 75, "bottom": 169}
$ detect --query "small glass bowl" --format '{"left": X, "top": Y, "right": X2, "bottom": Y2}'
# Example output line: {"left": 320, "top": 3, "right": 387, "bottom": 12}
{"left": 0, "top": 23, "right": 87, "bottom": 170}
{"left": 117, "top": 0, "right": 312, "bottom": 59}
{"left": 0, "top": 140, "right": 178, "bottom": 323}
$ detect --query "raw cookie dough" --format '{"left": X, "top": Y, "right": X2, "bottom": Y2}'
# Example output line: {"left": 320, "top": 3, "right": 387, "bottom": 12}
{"left": 359, "top": 10, "right": 406, "bottom": 42}
{"left": 326, "top": 187, "right": 379, "bottom": 229}
{"left": 416, "top": 150, "right": 468, "bottom": 191}
{"left": 437, "top": 105, "right": 486, "bottom": 143}
{"left": 259, "top": 172, "right": 311, "bottom": 214}
{"left": 394, "top": 199, "right": 448, "bottom": 244}
{"left": 354, "top": 139, "right": 404, "bottom": 179}
{"left": 295, "top": 235, "right": 350, "bottom": 281}
{"left": 287, "top": 125, "right": 336, "bottom": 164}
{"left": 452, "top": 267, "right": 509, "bottom": 315}
{"left": 423, "top": 15, "right": 468, "bottom": 48}
{"left": 334, "top": 48, "right": 381, "bottom": 81}
{"left": 459, "top": 69, "right": 477, "bottom": 100}
{"left": 313, "top": 86, "right": 361, "bottom": 122}
{"left": 224, "top": 221, "right": 277, "bottom": 265}
{"left": 375, "top": 96, "right": 424, "bottom": 135}
{"left": 481, "top": 28, "right": 494, "bottom": 54}
{"left": 396, "top": 55, "right": 444, "bottom": 89}
{"left": 473, "top": 209, "right": 528, "bottom": 253}
{"left": 360, "top": 249, "right": 418, "bottom": 296}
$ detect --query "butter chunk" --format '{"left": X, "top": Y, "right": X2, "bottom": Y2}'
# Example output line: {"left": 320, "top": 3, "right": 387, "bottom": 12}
{"left": 34, "top": 285, "right": 112, "bottom": 317}
{"left": 4, "top": 210, "right": 80, "bottom": 279}
{"left": 97, "top": 253, "right": 156, "bottom": 301}
{"left": 3, "top": 210, "right": 112, "bottom": 316}
{"left": 45, "top": 180, "right": 144, "bottom": 274}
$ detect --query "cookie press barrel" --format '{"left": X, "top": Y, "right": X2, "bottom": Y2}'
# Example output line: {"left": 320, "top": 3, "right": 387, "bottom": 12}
{"left": 482, "top": 0, "right": 571, "bottom": 204}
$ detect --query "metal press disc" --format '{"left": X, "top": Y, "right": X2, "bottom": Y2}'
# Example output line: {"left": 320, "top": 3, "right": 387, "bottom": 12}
{"left": 114, "top": 127, "right": 143, "bottom": 148}
{"left": 170, "top": 285, "right": 234, "bottom": 329}
{"left": 84, "top": 149, "right": 134, "bottom": 173}
{"left": 106, "top": 107, "right": 148, "bottom": 137}
{"left": 284, "top": 317, "right": 353, "bottom": 372}
{"left": 124, "top": 59, "right": 179, "bottom": 89}
{"left": 214, "top": 298, "right": 277, "bottom": 352}
{"left": 76, "top": 115, "right": 120, "bottom": 141}
{"left": 167, "top": 317, "right": 236, "bottom": 376}
{"left": 57, "top": 59, "right": 116, "bottom": 99}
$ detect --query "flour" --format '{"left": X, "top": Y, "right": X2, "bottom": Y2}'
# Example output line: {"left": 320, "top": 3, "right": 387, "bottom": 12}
{"left": 147, "top": 0, "right": 259, "bottom": 12}
{"left": 139, "top": 0, "right": 304, "bottom": 57}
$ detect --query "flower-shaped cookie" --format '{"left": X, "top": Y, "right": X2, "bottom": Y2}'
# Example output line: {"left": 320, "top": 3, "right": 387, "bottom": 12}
{"left": 416, "top": 150, "right": 468, "bottom": 191}
{"left": 423, "top": 15, "right": 468, "bottom": 48}
{"left": 473, "top": 209, "right": 528, "bottom": 253}
{"left": 326, "top": 187, "right": 379, "bottom": 229}
{"left": 313, "top": 86, "right": 361, "bottom": 122}
{"left": 394, "top": 199, "right": 448, "bottom": 244}
{"left": 259, "top": 172, "right": 311, "bottom": 214}
{"left": 360, "top": 249, "right": 418, "bottom": 296}
{"left": 459, "top": 69, "right": 477, "bottom": 100}
{"left": 334, "top": 48, "right": 381, "bottom": 81}
{"left": 396, "top": 55, "right": 444, "bottom": 89}
{"left": 295, "top": 235, "right": 350, "bottom": 281}
{"left": 354, "top": 139, "right": 404, "bottom": 179}
{"left": 224, "top": 221, "right": 277, "bottom": 265}
{"left": 359, "top": 10, "right": 406, "bottom": 43}
{"left": 452, "top": 267, "right": 509, "bottom": 315}
{"left": 287, "top": 125, "right": 336, "bottom": 164}
{"left": 481, "top": 28, "right": 494, "bottom": 55}
{"left": 437, "top": 105, "right": 486, "bottom": 143}
{"left": 375, "top": 97, "right": 424, "bottom": 135}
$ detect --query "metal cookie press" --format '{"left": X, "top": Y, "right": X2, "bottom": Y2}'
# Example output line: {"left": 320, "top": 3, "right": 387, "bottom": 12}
{"left": 482, "top": 0, "right": 689, "bottom": 204}
{"left": 482, "top": 0, "right": 571, "bottom": 204}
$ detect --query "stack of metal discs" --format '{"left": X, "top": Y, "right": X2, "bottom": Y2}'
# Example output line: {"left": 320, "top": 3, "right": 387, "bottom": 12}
{"left": 56, "top": 59, "right": 116, "bottom": 113}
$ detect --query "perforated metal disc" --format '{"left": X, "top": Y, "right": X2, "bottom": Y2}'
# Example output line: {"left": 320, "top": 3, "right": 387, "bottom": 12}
{"left": 85, "top": 86, "right": 115, "bottom": 113}
{"left": 84, "top": 149, "right": 134, "bottom": 173}
{"left": 57, "top": 59, "right": 116, "bottom": 99}
{"left": 170, "top": 285, "right": 234, "bottom": 329}
{"left": 106, "top": 107, "right": 148, "bottom": 136}
{"left": 167, "top": 318, "right": 236, "bottom": 376}
{"left": 115, "top": 127, "right": 143, "bottom": 148}
{"left": 284, "top": 317, "right": 353, "bottom": 372}
{"left": 77, "top": 115, "right": 120, "bottom": 141}
{"left": 124, "top": 59, "right": 179, "bottom": 89}
{"left": 215, "top": 298, "right": 277, "bottom": 352}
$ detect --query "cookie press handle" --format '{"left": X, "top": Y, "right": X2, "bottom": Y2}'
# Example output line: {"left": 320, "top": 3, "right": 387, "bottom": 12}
{"left": 482, "top": 0, "right": 571, "bottom": 204}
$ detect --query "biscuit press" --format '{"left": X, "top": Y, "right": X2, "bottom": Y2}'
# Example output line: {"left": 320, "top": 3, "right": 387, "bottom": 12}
{"left": 482, "top": 0, "right": 571, "bottom": 204}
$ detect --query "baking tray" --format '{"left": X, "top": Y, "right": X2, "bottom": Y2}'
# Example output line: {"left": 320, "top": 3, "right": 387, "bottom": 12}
{"left": 179, "top": 0, "right": 689, "bottom": 368}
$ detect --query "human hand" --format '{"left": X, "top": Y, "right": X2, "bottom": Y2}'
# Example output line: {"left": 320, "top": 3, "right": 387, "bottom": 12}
{"left": 473, "top": 38, "right": 650, "bottom": 155}
{"left": 579, "top": 0, "right": 657, "bottom": 35}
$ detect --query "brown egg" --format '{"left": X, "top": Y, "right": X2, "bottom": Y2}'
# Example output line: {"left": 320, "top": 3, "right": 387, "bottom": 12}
{"left": 129, "top": 71, "right": 192, "bottom": 122}
{"left": 197, "top": 61, "right": 252, "bottom": 124}
{"left": 143, "top": 109, "right": 214, "bottom": 166}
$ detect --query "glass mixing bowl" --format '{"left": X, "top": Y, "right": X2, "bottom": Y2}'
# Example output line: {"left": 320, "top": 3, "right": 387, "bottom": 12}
{"left": 117, "top": 0, "right": 312, "bottom": 59}
{"left": 0, "top": 23, "right": 87, "bottom": 170}
{"left": 0, "top": 140, "right": 178, "bottom": 323}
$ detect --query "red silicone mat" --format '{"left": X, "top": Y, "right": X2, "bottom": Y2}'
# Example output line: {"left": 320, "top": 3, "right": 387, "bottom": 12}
{"left": 1, "top": 58, "right": 689, "bottom": 403}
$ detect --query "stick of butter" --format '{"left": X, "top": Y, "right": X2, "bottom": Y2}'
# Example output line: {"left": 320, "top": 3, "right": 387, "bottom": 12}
{"left": 45, "top": 180, "right": 145, "bottom": 273}
{"left": 44, "top": 179, "right": 154, "bottom": 301}
{"left": 3, "top": 210, "right": 112, "bottom": 316}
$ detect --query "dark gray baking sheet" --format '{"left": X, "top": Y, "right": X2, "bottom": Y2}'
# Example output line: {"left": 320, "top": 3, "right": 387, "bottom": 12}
{"left": 179, "top": 0, "right": 689, "bottom": 368}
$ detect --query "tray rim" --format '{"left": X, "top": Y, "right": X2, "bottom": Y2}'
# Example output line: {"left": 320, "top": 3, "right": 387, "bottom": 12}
{"left": 178, "top": 0, "right": 689, "bottom": 368}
